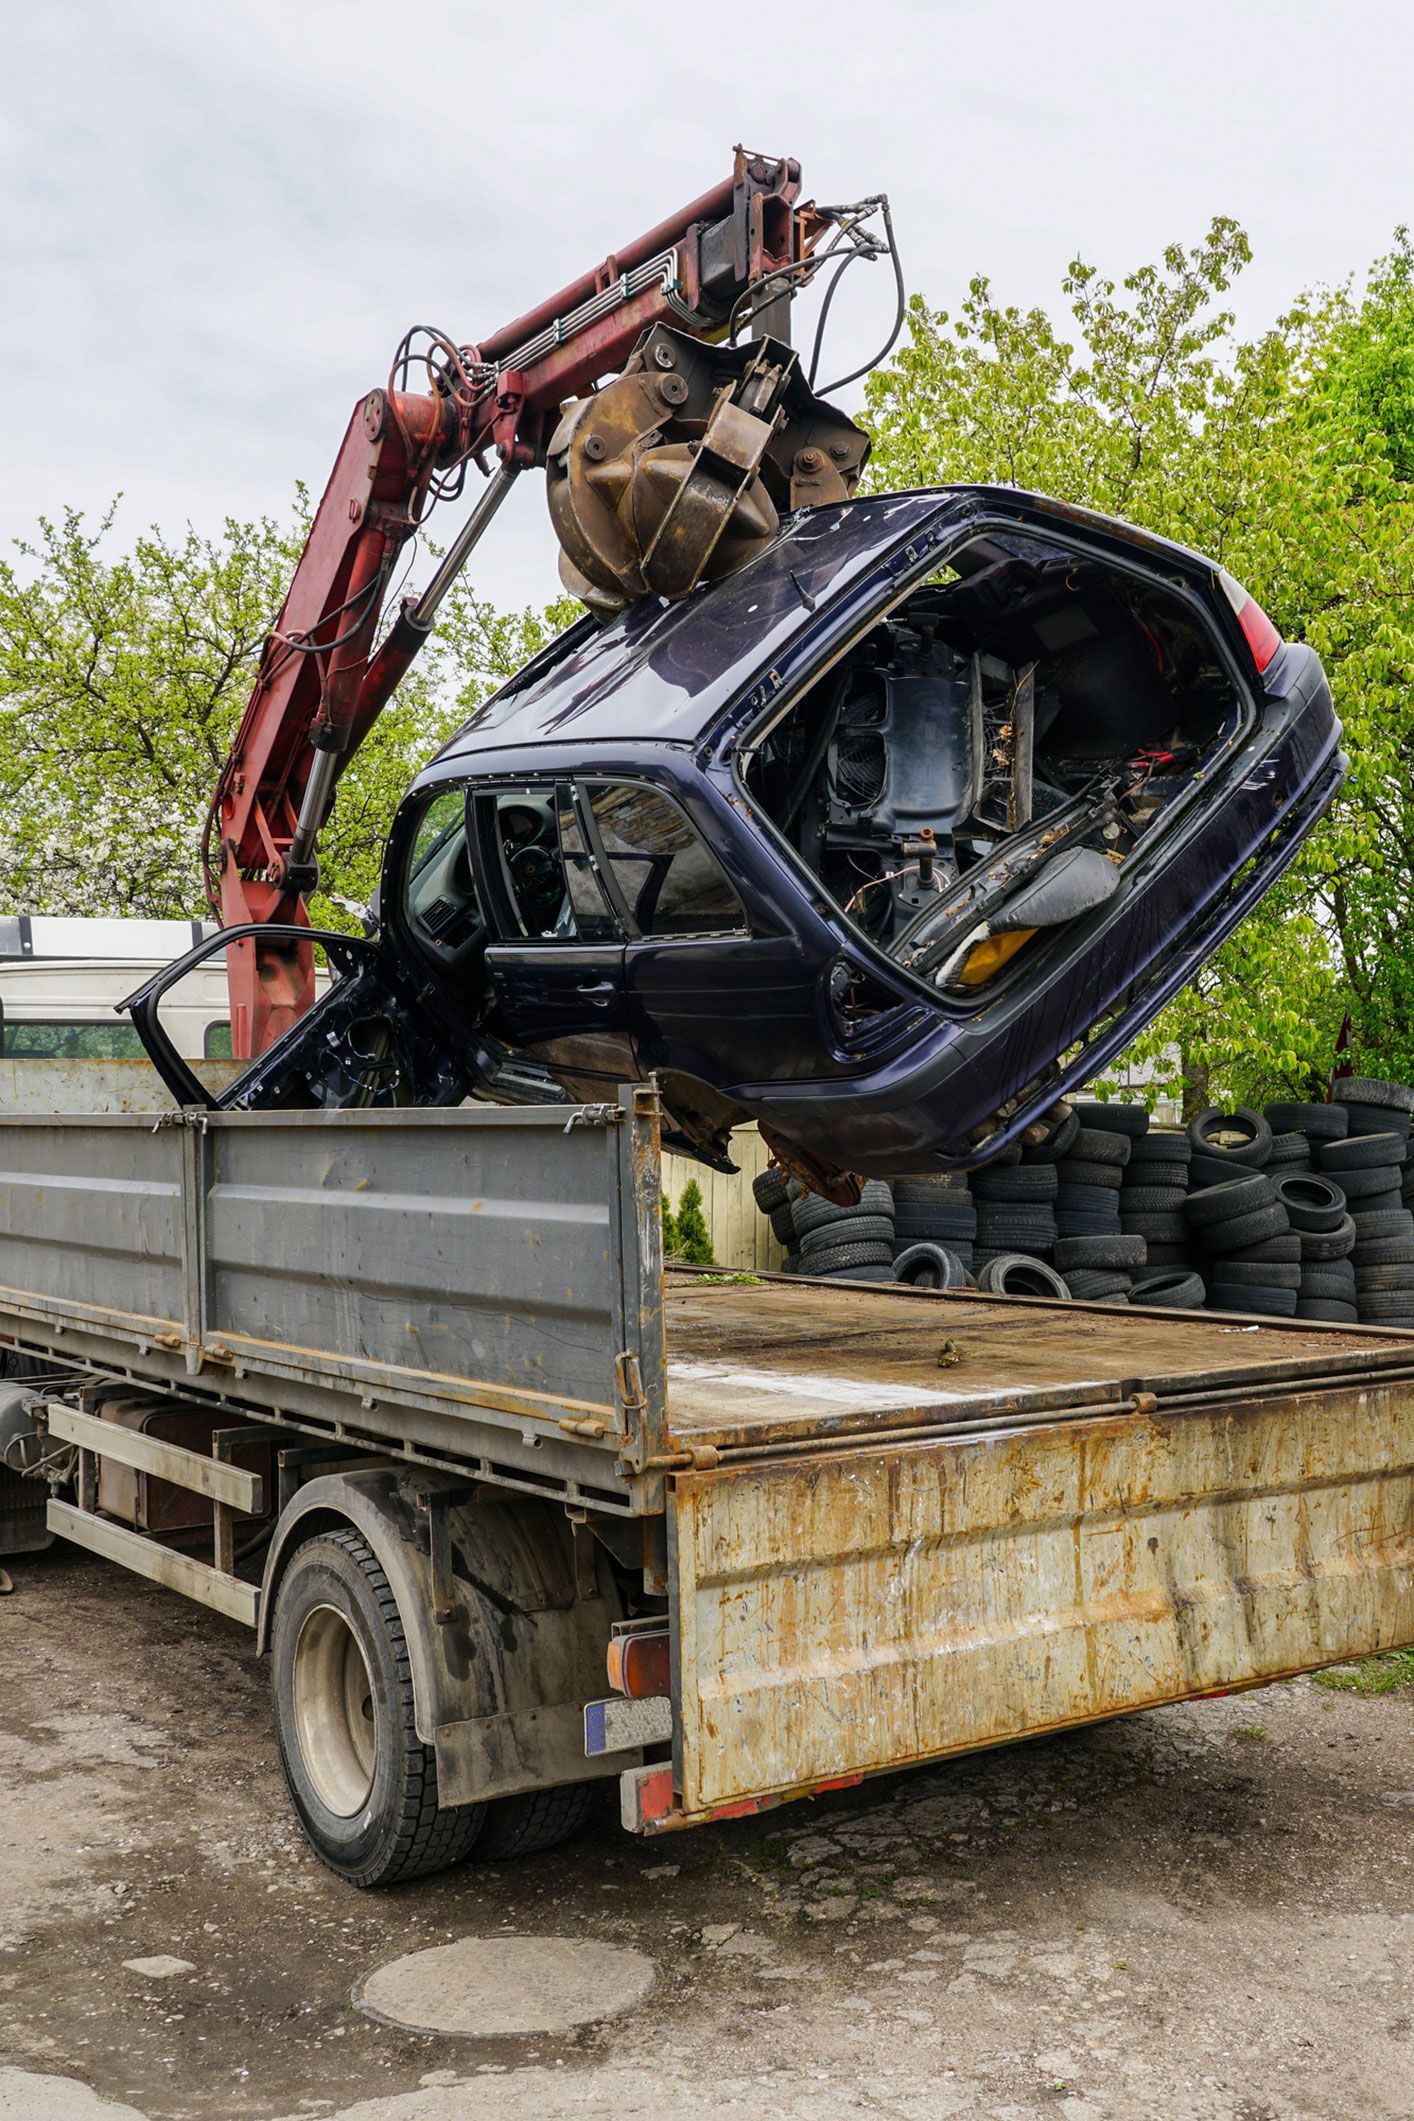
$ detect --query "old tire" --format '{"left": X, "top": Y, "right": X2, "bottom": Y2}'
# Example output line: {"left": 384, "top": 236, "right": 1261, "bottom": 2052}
{"left": 798, "top": 1214, "right": 894, "bottom": 1257}
{"left": 1274, "top": 1174, "right": 1347, "bottom": 1231}
{"left": 752, "top": 1166, "right": 790, "bottom": 1214}
{"left": 800, "top": 1238, "right": 894, "bottom": 1274}
{"left": 894, "top": 1241, "right": 968, "bottom": 1290}
{"left": 1128, "top": 1270, "right": 1206, "bottom": 1310}
{"left": 1072, "top": 1102, "right": 1149, "bottom": 1139}
{"left": 793, "top": 1181, "right": 893, "bottom": 1237}
{"left": 1054, "top": 1233, "right": 1146, "bottom": 1271}
{"left": 1202, "top": 1203, "right": 1291, "bottom": 1255}
{"left": 1332, "top": 1076, "right": 1414, "bottom": 1113}
{"left": 1063, "top": 1268, "right": 1133, "bottom": 1299}
{"left": 1186, "top": 1173, "right": 1276, "bottom": 1227}
{"left": 1207, "top": 1283, "right": 1298, "bottom": 1317}
{"left": 1265, "top": 1100, "right": 1347, "bottom": 1139}
{"left": 1317, "top": 1133, "right": 1406, "bottom": 1173}
{"left": 270, "top": 1528, "right": 485, "bottom": 1887}
{"left": 1187, "top": 1108, "right": 1272, "bottom": 1167}
{"left": 976, "top": 1254, "right": 1070, "bottom": 1299}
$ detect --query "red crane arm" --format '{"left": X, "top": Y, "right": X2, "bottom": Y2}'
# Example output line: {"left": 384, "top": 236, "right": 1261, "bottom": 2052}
{"left": 210, "top": 150, "right": 815, "bottom": 1057}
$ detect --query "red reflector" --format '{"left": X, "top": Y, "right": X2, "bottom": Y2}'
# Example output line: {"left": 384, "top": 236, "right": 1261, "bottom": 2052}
{"left": 607, "top": 1629, "right": 671, "bottom": 1698}
{"left": 1218, "top": 568, "right": 1281, "bottom": 674}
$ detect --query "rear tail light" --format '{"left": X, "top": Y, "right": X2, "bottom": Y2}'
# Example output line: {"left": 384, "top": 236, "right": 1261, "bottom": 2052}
{"left": 1218, "top": 569, "right": 1282, "bottom": 675}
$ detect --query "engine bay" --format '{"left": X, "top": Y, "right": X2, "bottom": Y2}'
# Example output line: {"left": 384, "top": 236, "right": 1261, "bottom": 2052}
{"left": 740, "top": 530, "right": 1247, "bottom": 995}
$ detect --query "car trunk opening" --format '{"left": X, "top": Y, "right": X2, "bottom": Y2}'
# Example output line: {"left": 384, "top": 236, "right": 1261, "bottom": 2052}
{"left": 738, "top": 526, "right": 1251, "bottom": 1007}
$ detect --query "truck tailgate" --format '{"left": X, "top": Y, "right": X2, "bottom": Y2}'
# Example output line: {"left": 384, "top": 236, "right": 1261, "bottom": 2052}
{"left": 664, "top": 1279, "right": 1414, "bottom": 1818}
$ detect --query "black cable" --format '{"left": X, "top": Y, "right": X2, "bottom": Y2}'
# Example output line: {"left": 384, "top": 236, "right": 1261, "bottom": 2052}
{"left": 806, "top": 255, "right": 857, "bottom": 389}
{"left": 814, "top": 198, "right": 906, "bottom": 398}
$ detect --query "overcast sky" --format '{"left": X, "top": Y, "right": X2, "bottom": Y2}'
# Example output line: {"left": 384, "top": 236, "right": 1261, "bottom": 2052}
{"left": 2, "top": 0, "right": 1408, "bottom": 611}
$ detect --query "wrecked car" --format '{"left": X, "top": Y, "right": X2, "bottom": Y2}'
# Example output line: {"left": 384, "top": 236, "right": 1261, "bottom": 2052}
{"left": 128, "top": 484, "right": 1343, "bottom": 1182}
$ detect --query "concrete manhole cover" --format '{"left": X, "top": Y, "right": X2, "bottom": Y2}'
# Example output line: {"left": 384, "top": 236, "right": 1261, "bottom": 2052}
{"left": 354, "top": 1935, "right": 657, "bottom": 2037}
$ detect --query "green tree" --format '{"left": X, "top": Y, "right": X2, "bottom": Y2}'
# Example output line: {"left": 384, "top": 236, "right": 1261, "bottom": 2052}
{"left": 864, "top": 226, "right": 1414, "bottom": 1108}
{"left": 0, "top": 498, "right": 578, "bottom": 930}
{"left": 671, "top": 1179, "right": 716, "bottom": 1266}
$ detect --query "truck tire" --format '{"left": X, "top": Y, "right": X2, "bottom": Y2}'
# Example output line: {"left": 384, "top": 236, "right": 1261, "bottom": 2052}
{"left": 270, "top": 1527, "right": 485, "bottom": 1888}
{"left": 474, "top": 1782, "right": 598, "bottom": 1861}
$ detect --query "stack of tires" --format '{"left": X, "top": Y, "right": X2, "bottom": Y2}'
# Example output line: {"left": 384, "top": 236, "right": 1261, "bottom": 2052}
{"left": 972, "top": 1156, "right": 1058, "bottom": 1267}
{"left": 784, "top": 1177, "right": 898, "bottom": 1284}
{"left": 1046, "top": 1112, "right": 1139, "bottom": 1305}
{"left": 1316, "top": 1078, "right": 1414, "bottom": 1326}
{"left": 752, "top": 1166, "right": 800, "bottom": 1268}
{"left": 1116, "top": 1113, "right": 1207, "bottom": 1310}
{"left": 892, "top": 1175, "right": 977, "bottom": 1291}
{"left": 1183, "top": 1109, "right": 1301, "bottom": 1316}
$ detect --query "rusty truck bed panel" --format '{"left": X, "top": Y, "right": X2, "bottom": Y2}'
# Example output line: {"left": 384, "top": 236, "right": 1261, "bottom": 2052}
{"left": 669, "top": 1373, "right": 1414, "bottom": 1816}
{"left": 662, "top": 1272, "right": 1414, "bottom": 1449}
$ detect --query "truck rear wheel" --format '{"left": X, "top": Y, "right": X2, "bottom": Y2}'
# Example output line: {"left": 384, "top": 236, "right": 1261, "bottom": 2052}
{"left": 475, "top": 1781, "right": 598, "bottom": 1860}
{"left": 270, "top": 1527, "right": 485, "bottom": 1887}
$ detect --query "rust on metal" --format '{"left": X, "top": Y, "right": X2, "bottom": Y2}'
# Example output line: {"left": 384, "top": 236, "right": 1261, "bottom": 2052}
{"left": 668, "top": 1375, "right": 1414, "bottom": 1817}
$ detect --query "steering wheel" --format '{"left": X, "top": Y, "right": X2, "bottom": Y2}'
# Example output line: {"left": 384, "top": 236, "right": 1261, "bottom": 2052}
{"left": 508, "top": 841, "right": 563, "bottom": 925}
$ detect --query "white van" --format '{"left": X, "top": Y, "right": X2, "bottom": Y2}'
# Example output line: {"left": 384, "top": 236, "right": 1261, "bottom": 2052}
{"left": 0, "top": 914, "right": 228, "bottom": 1065}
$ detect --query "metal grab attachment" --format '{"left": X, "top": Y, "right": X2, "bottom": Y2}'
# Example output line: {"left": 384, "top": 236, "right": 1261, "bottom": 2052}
{"left": 546, "top": 324, "right": 869, "bottom": 616}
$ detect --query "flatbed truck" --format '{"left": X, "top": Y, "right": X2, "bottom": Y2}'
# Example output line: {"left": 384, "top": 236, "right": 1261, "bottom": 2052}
{"left": 1, "top": 1089, "right": 1410, "bottom": 1882}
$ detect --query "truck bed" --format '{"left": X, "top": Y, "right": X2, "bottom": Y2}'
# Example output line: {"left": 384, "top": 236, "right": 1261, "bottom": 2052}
{"left": 663, "top": 1269, "right": 1414, "bottom": 1447}
{"left": 2, "top": 1096, "right": 1411, "bottom": 1835}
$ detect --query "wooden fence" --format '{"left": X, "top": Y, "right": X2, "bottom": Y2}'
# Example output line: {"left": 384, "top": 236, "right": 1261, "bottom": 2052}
{"left": 662, "top": 1128, "right": 784, "bottom": 1272}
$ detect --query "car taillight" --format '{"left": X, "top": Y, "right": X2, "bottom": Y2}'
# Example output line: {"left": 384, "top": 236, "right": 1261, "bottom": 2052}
{"left": 1218, "top": 569, "right": 1282, "bottom": 675}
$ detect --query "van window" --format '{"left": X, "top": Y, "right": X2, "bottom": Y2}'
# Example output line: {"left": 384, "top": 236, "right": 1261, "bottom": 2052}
{"left": 0, "top": 1020, "right": 147, "bottom": 1060}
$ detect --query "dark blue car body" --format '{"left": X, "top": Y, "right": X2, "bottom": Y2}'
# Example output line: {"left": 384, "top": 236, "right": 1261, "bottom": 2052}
{"left": 132, "top": 487, "right": 1343, "bottom": 1178}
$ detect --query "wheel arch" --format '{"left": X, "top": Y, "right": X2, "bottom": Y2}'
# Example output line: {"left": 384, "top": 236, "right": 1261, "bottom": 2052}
{"left": 259, "top": 1466, "right": 633, "bottom": 1802}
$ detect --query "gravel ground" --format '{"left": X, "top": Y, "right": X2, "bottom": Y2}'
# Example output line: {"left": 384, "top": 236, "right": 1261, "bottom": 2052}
{"left": 2, "top": 1546, "right": 1411, "bottom": 2121}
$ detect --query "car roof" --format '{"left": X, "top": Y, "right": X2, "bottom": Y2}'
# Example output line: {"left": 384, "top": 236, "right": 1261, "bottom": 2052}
{"left": 426, "top": 484, "right": 1223, "bottom": 774}
{"left": 430, "top": 491, "right": 960, "bottom": 766}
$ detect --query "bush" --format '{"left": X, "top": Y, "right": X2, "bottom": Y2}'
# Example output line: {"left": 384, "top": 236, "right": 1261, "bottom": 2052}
{"left": 669, "top": 1179, "right": 716, "bottom": 1266}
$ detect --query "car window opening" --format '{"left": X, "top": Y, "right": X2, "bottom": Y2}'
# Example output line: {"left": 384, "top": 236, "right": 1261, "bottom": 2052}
{"left": 739, "top": 530, "right": 1247, "bottom": 1003}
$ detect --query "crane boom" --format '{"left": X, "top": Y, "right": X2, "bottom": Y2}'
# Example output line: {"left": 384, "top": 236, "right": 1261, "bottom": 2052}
{"left": 209, "top": 150, "right": 856, "bottom": 1055}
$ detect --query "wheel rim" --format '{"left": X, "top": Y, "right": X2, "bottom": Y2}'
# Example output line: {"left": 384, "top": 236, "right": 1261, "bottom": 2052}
{"left": 292, "top": 1603, "right": 377, "bottom": 1817}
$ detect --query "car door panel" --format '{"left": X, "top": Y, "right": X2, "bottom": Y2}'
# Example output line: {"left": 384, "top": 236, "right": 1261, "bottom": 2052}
{"left": 474, "top": 785, "right": 632, "bottom": 1089}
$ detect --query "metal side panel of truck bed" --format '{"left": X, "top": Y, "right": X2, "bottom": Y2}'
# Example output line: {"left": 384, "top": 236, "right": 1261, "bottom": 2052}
{"left": 0, "top": 1094, "right": 670, "bottom": 1512}
{"left": 654, "top": 1277, "right": 1414, "bottom": 1823}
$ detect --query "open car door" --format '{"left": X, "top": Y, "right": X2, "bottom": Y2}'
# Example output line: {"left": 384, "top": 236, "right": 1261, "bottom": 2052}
{"left": 123, "top": 923, "right": 471, "bottom": 1113}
